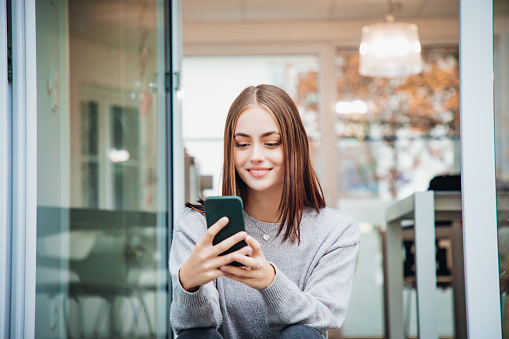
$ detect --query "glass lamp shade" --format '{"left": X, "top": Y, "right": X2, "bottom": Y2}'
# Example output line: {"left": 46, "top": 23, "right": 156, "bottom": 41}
{"left": 359, "top": 21, "right": 423, "bottom": 78}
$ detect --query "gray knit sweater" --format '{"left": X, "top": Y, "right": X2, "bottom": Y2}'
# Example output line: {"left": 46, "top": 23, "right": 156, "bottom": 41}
{"left": 169, "top": 206, "right": 360, "bottom": 339}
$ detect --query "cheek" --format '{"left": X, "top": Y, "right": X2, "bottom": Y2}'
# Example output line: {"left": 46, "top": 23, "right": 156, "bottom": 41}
{"left": 274, "top": 149, "right": 284, "bottom": 166}
{"left": 233, "top": 149, "right": 244, "bottom": 168}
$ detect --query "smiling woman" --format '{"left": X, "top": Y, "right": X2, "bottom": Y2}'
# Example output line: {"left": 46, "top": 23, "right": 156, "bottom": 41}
{"left": 170, "top": 84, "right": 360, "bottom": 339}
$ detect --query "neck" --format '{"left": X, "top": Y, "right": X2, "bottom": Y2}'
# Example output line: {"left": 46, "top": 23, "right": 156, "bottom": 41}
{"left": 244, "top": 188, "right": 282, "bottom": 223}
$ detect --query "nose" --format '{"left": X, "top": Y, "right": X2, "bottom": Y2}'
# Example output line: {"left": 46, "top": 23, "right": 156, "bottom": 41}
{"left": 249, "top": 144, "right": 265, "bottom": 163}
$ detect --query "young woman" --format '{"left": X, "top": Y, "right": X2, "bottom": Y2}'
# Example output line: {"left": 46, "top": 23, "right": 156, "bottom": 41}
{"left": 170, "top": 84, "right": 360, "bottom": 339}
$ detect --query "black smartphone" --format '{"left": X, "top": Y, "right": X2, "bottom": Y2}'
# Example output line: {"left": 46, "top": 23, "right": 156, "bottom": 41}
{"left": 204, "top": 196, "right": 248, "bottom": 267}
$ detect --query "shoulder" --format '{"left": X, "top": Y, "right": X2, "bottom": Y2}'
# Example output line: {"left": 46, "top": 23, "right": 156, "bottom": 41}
{"left": 302, "top": 207, "right": 360, "bottom": 246}
{"left": 303, "top": 206, "right": 357, "bottom": 228}
{"left": 178, "top": 206, "right": 205, "bottom": 219}
{"left": 175, "top": 207, "right": 207, "bottom": 232}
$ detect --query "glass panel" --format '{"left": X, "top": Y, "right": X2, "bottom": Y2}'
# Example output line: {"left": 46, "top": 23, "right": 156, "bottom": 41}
{"left": 494, "top": 1, "right": 509, "bottom": 336}
{"left": 182, "top": 55, "right": 321, "bottom": 201}
{"left": 35, "top": 0, "right": 168, "bottom": 338}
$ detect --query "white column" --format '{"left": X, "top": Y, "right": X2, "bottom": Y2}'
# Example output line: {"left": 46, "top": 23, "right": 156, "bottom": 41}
{"left": 460, "top": 0, "right": 502, "bottom": 337}
{"left": 171, "top": 0, "right": 184, "bottom": 222}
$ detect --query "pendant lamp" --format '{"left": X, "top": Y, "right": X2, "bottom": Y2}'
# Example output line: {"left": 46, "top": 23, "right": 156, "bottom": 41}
{"left": 359, "top": 5, "right": 423, "bottom": 78}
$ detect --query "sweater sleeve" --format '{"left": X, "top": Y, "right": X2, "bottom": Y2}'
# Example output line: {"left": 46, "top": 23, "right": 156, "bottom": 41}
{"left": 258, "top": 218, "right": 360, "bottom": 334}
{"left": 169, "top": 208, "right": 223, "bottom": 334}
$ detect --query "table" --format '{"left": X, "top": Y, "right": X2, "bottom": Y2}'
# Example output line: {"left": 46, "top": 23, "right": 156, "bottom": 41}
{"left": 384, "top": 191, "right": 509, "bottom": 339}
{"left": 384, "top": 191, "right": 465, "bottom": 339}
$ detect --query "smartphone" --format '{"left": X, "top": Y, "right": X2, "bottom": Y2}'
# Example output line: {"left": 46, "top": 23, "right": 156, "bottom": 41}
{"left": 204, "top": 196, "right": 248, "bottom": 266}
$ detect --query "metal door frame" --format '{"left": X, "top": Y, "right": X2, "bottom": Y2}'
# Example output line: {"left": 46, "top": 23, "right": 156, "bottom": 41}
{"left": 8, "top": 0, "right": 38, "bottom": 337}
{"left": 0, "top": 0, "right": 12, "bottom": 337}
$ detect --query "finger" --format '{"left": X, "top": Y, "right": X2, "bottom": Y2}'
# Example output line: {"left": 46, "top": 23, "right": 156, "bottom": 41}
{"left": 200, "top": 217, "right": 229, "bottom": 244}
{"left": 179, "top": 261, "right": 225, "bottom": 291}
{"left": 220, "top": 263, "right": 259, "bottom": 278}
{"left": 199, "top": 267, "right": 226, "bottom": 283}
{"left": 245, "top": 235, "right": 262, "bottom": 255}
{"left": 213, "top": 231, "right": 248, "bottom": 256}
{"left": 229, "top": 252, "right": 259, "bottom": 268}
{"left": 212, "top": 244, "right": 252, "bottom": 267}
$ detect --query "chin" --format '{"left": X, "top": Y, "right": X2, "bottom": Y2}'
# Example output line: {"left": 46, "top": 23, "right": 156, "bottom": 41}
{"left": 246, "top": 182, "right": 283, "bottom": 194}
{"left": 249, "top": 186, "right": 273, "bottom": 193}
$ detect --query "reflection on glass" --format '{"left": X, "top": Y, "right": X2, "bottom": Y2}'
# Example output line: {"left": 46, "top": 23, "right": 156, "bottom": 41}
{"left": 35, "top": 0, "right": 167, "bottom": 338}
{"left": 111, "top": 105, "right": 141, "bottom": 210}
{"left": 81, "top": 101, "right": 99, "bottom": 208}
{"left": 494, "top": 1, "right": 509, "bottom": 336}
{"left": 182, "top": 55, "right": 321, "bottom": 201}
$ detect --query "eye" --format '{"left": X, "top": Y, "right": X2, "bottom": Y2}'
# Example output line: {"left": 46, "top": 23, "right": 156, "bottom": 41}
{"left": 265, "top": 142, "right": 282, "bottom": 148}
{"left": 234, "top": 142, "right": 249, "bottom": 148}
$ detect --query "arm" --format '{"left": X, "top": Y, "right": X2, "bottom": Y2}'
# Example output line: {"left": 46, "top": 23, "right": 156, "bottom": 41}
{"left": 169, "top": 210, "right": 223, "bottom": 332}
{"left": 217, "top": 212, "right": 360, "bottom": 334}
{"left": 169, "top": 208, "right": 252, "bottom": 333}
{"left": 260, "top": 235, "right": 359, "bottom": 334}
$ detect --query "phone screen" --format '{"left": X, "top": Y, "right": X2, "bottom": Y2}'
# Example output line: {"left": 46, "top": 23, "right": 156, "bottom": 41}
{"left": 204, "top": 196, "right": 248, "bottom": 266}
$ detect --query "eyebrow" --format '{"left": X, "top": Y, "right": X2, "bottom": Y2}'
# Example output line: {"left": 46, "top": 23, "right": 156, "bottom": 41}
{"left": 234, "top": 131, "right": 280, "bottom": 138}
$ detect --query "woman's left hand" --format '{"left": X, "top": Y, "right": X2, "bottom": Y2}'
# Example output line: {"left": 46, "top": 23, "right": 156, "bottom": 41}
{"left": 220, "top": 235, "right": 276, "bottom": 290}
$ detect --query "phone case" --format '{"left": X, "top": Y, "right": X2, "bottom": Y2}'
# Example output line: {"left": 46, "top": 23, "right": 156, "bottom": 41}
{"left": 205, "top": 196, "right": 247, "bottom": 266}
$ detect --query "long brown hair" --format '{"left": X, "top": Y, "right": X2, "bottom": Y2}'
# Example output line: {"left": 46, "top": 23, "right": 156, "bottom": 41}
{"left": 222, "top": 84, "right": 325, "bottom": 243}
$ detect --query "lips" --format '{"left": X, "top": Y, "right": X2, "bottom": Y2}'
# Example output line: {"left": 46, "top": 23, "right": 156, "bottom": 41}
{"left": 247, "top": 168, "right": 272, "bottom": 178}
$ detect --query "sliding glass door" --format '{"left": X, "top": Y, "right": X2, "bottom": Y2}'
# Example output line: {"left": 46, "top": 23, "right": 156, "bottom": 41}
{"left": 34, "top": 0, "right": 170, "bottom": 337}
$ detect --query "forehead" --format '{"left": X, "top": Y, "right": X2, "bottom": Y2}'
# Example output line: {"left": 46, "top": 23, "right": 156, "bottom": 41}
{"left": 234, "top": 105, "right": 279, "bottom": 133}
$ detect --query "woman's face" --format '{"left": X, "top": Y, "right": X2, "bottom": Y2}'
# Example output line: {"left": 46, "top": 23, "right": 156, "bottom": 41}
{"left": 233, "top": 105, "right": 284, "bottom": 197}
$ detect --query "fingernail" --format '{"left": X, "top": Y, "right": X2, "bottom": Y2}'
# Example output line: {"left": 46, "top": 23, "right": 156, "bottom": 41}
{"left": 221, "top": 217, "right": 229, "bottom": 223}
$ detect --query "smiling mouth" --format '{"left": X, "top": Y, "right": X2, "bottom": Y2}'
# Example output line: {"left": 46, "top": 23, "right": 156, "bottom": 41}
{"left": 248, "top": 169, "right": 272, "bottom": 173}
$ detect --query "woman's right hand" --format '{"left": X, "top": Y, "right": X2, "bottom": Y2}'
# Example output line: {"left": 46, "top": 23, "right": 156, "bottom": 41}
{"left": 178, "top": 217, "right": 251, "bottom": 292}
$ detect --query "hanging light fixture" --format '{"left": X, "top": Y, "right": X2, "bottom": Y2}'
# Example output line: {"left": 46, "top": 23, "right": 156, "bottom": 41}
{"left": 358, "top": 0, "right": 423, "bottom": 78}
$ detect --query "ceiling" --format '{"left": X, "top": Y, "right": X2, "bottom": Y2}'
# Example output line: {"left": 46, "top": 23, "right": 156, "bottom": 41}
{"left": 68, "top": 0, "right": 509, "bottom": 49}
{"left": 182, "top": 0, "right": 460, "bottom": 23}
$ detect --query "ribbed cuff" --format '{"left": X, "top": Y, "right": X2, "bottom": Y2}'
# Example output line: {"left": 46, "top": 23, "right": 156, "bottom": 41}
{"left": 259, "top": 263, "right": 293, "bottom": 309}
{"left": 174, "top": 276, "right": 210, "bottom": 308}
